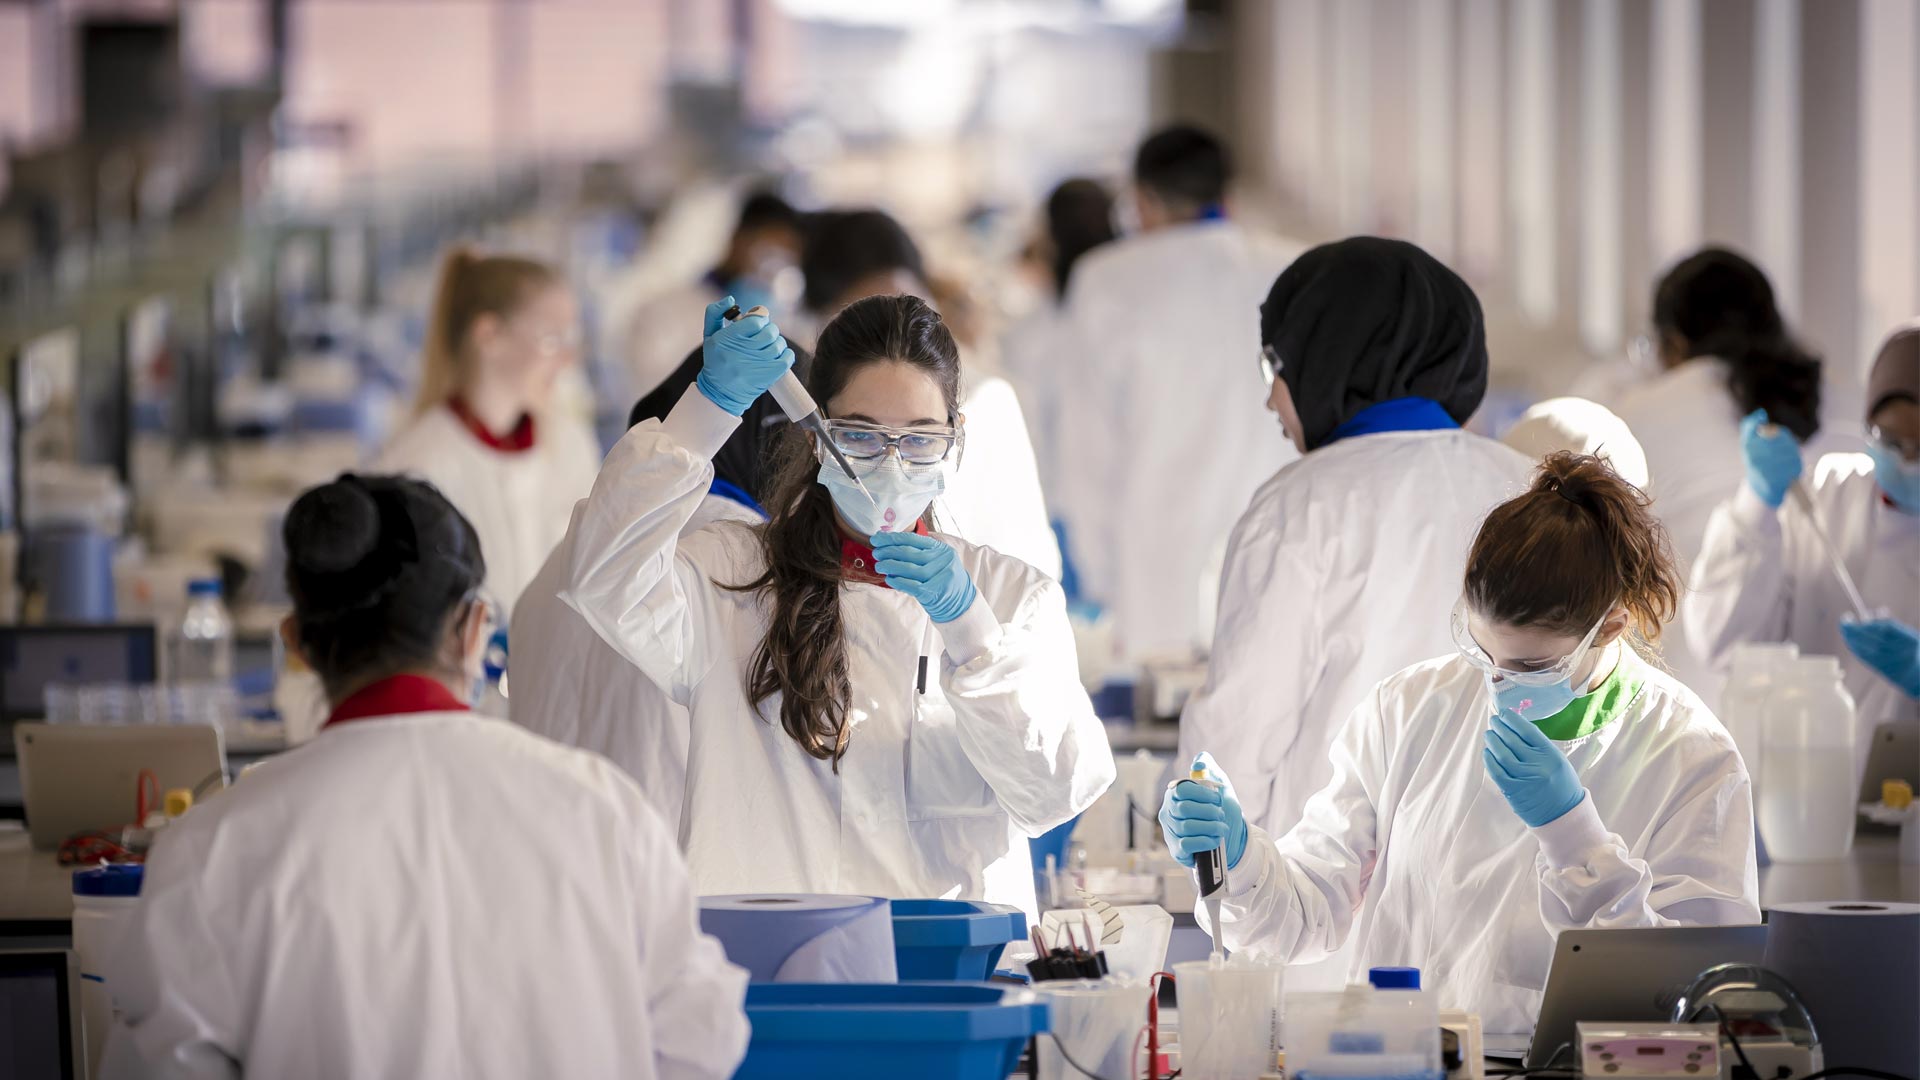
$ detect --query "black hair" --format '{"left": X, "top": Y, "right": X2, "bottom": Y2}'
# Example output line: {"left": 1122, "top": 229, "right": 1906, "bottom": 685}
{"left": 1046, "top": 178, "right": 1118, "bottom": 299}
{"left": 1652, "top": 247, "right": 1823, "bottom": 441}
{"left": 735, "top": 191, "right": 800, "bottom": 236}
{"left": 629, "top": 343, "right": 812, "bottom": 506}
{"left": 283, "top": 474, "right": 485, "bottom": 698}
{"left": 801, "top": 209, "right": 926, "bottom": 314}
{"left": 1133, "top": 125, "right": 1232, "bottom": 212}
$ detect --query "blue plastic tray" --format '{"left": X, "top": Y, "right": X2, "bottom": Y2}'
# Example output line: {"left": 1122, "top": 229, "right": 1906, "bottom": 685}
{"left": 737, "top": 982, "right": 1050, "bottom": 1080}
{"left": 891, "top": 899, "right": 1029, "bottom": 981}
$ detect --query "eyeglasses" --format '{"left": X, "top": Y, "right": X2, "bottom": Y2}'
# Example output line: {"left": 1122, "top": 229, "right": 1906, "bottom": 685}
{"left": 518, "top": 324, "right": 581, "bottom": 359}
{"left": 823, "top": 420, "right": 961, "bottom": 467}
{"left": 1450, "top": 598, "right": 1609, "bottom": 688}
{"left": 1869, "top": 423, "right": 1920, "bottom": 464}
{"left": 1258, "top": 344, "right": 1284, "bottom": 388}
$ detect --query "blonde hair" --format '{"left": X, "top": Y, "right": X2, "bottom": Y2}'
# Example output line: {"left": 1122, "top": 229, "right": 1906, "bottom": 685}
{"left": 415, "top": 246, "right": 558, "bottom": 414}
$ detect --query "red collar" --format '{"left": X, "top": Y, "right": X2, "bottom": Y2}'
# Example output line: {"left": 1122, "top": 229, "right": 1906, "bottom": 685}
{"left": 447, "top": 397, "right": 536, "bottom": 453}
{"left": 839, "top": 521, "right": 929, "bottom": 587}
{"left": 324, "top": 674, "right": 468, "bottom": 730}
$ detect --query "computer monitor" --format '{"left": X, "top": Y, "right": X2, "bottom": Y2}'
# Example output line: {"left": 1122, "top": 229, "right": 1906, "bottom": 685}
{"left": 0, "top": 949, "right": 84, "bottom": 1079}
{"left": 0, "top": 624, "right": 160, "bottom": 723}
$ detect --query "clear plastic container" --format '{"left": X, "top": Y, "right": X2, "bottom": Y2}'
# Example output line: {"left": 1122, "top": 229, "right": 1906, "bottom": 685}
{"left": 1173, "top": 959, "right": 1285, "bottom": 1079}
{"left": 1758, "top": 655, "right": 1858, "bottom": 862}
{"left": 169, "top": 578, "right": 233, "bottom": 685}
{"left": 1720, "top": 641, "right": 1800, "bottom": 788}
{"left": 1287, "top": 985, "right": 1443, "bottom": 1080}
{"left": 1037, "top": 979, "right": 1149, "bottom": 1080}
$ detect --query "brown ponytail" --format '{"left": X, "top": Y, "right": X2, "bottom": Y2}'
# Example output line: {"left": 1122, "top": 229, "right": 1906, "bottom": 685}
{"left": 724, "top": 295, "right": 962, "bottom": 768}
{"left": 1464, "top": 452, "right": 1681, "bottom": 645}
{"left": 416, "top": 246, "right": 558, "bottom": 415}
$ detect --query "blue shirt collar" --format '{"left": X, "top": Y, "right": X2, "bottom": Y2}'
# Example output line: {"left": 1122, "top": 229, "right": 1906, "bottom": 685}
{"left": 708, "top": 476, "right": 766, "bottom": 517}
{"left": 1323, "top": 397, "right": 1459, "bottom": 446}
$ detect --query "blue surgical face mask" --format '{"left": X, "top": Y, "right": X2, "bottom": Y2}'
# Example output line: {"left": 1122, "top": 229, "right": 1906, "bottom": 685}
{"left": 1867, "top": 442, "right": 1920, "bottom": 514}
{"left": 818, "top": 456, "right": 946, "bottom": 537}
{"left": 1486, "top": 671, "right": 1585, "bottom": 724}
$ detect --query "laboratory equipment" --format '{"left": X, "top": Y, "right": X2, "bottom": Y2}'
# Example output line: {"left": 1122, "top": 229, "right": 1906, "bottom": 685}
{"left": 168, "top": 578, "right": 234, "bottom": 685}
{"left": 13, "top": 722, "right": 226, "bottom": 849}
{"left": 0, "top": 624, "right": 159, "bottom": 722}
{"left": 1185, "top": 764, "right": 1229, "bottom": 958}
{"left": 1438, "top": 1010, "right": 1484, "bottom": 1080}
{"left": 1859, "top": 780, "right": 1920, "bottom": 863}
{"left": 723, "top": 304, "right": 874, "bottom": 506}
{"left": 735, "top": 982, "right": 1048, "bottom": 1080}
{"left": 0, "top": 949, "right": 86, "bottom": 1079}
{"left": 890, "top": 899, "right": 1027, "bottom": 980}
{"left": 1757, "top": 656, "right": 1858, "bottom": 862}
{"left": 1763, "top": 902, "right": 1920, "bottom": 1078}
{"left": 1785, "top": 483, "right": 1871, "bottom": 621}
{"left": 72, "top": 863, "right": 145, "bottom": 1073}
{"left": 1575, "top": 1023, "right": 1721, "bottom": 1078}
{"left": 1287, "top": 983, "right": 1442, "bottom": 1080}
{"left": 1719, "top": 642, "right": 1799, "bottom": 789}
{"left": 26, "top": 525, "right": 117, "bottom": 622}
{"left": 1672, "top": 964, "right": 1824, "bottom": 1080}
{"left": 697, "top": 894, "right": 897, "bottom": 983}
{"left": 1037, "top": 980, "right": 1149, "bottom": 1080}
{"left": 1042, "top": 904, "right": 1173, "bottom": 983}
{"left": 1174, "top": 957, "right": 1285, "bottom": 1080}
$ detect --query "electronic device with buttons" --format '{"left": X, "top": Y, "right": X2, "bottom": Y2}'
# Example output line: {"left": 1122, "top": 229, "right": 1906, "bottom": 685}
{"left": 1577, "top": 1024, "right": 1722, "bottom": 1078}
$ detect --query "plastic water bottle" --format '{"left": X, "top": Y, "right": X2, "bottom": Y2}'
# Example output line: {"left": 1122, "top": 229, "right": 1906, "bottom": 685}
{"left": 170, "top": 578, "right": 233, "bottom": 686}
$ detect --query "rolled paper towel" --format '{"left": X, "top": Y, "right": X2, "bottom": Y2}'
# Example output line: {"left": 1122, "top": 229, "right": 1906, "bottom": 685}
{"left": 699, "top": 894, "right": 898, "bottom": 983}
{"left": 1763, "top": 901, "right": 1920, "bottom": 1078}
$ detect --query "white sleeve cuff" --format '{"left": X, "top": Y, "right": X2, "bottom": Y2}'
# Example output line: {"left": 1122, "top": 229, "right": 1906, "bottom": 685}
{"left": 936, "top": 593, "right": 1003, "bottom": 666}
{"left": 1531, "top": 792, "right": 1610, "bottom": 869}
{"left": 1728, "top": 483, "right": 1784, "bottom": 534}
{"left": 1224, "top": 825, "right": 1276, "bottom": 899}
{"left": 660, "top": 386, "right": 741, "bottom": 461}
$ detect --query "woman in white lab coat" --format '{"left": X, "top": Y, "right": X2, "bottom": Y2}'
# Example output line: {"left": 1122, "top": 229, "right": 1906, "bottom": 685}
{"left": 104, "top": 474, "right": 747, "bottom": 1080}
{"left": 509, "top": 343, "right": 797, "bottom": 827}
{"left": 376, "top": 247, "right": 602, "bottom": 621}
{"left": 1500, "top": 396, "right": 1649, "bottom": 489}
{"left": 561, "top": 294, "right": 1115, "bottom": 916}
{"left": 797, "top": 209, "right": 1063, "bottom": 580}
{"left": 1613, "top": 249, "right": 1860, "bottom": 706}
{"left": 1178, "top": 238, "right": 1534, "bottom": 844}
{"left": 1163, "top": 454, "right": 1760, "bottom": 1036}
{"left": 1687, "top": 322, "right": 1920, "bottom": 734}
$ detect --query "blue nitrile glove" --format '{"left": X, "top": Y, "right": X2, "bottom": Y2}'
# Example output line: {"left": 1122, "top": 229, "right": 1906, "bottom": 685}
{"left": 870, "top": 531, "right": 978, "bottom": 624}
{"left": 1841, "top": 617, "right": 1920, "bottom": 699}
{"left": 1740, "top": 408, "right": 1804, "bottom": 509}
{"left": 1158, "top": 752, "right": 1249, "bottom": 870}
{"left": 1483, "top": 707, "right": 1587, "bottom": 828}
{"left": 696, "top": 296, "right": 794, "bottom": 416}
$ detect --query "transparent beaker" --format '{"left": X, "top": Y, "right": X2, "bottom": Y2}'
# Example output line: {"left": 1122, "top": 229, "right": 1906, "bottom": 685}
{"left": 1173, "top": 959, "right": 1285, "bottom": 1079}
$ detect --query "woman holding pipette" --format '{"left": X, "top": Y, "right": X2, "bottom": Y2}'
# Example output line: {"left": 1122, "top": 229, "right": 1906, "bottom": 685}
{"left": 1688, "top": 322, "right": 1920, "bottom": 726}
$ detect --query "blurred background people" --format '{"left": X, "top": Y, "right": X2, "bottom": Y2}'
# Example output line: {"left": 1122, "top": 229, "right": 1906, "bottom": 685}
{"left": 1501, "top": 397, "right": 1650, "bottom": 490}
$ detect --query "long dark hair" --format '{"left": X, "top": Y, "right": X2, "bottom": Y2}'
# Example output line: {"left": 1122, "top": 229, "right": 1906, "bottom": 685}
{"left": 725, "top": 295, "right": 961, "bottom": 767}
{"left": 1653, "top": 247, "right": 1823, "bottom": 441}
{"left": 1465, "top": 452, "right": 1681, "bottom": 647}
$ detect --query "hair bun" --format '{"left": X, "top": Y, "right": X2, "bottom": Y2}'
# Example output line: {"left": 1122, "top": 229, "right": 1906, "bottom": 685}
{"left": 285, "top": 477, "right": 383, "bottom": 574}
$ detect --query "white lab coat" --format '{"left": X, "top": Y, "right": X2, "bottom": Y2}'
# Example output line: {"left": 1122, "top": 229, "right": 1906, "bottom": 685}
{"left": 1178, "top": 430, "right": 1534, "bottom": 838}
{"left": 939, "top": 371, "right": 1063, "bottom": 581}
{"left": 374, "top": 403, "right": 602, "bottom": 623}
{"left": 558, "top": 390, "right": 1116, "bottom": 918}
{"left": 1685, "top": 454, "right": 1920, "bottom": 739}
{"left": 1211, "top": 648, "right": 1760, "bottom": 1036}
{"left": 510, "top": 491, "right": 763, "bottom": 827}
{"left": 1055, "top": 222, "right": 1304, "bottom": 661}
{"left": 1000, "top": 305, "right": 1072, "bottom": 507}
{"left": 1615, "top": 358, "right": 1868, "bottom": 709}
{"left": 101, "top": 711, "right": 749, "bottom": 1080}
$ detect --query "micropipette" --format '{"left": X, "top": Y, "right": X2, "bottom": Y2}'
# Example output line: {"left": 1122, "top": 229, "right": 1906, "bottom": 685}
{"left": 1760, "top": 422, "right": 1872, "bottom": 621}
{"left": 1186, "top": 764, "right": 1229, "bottom": 963}
{"left": 723, "top": 304, "right": 876, "bottom": 507}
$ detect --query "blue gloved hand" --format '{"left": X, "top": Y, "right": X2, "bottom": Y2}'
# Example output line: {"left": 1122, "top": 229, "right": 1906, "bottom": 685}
{"left": 1740, "top": 408, "right": 1804, "bottom": 509}
{"left": 1158, "top": 752, "right": 1249, "bottom": 870}
{"left": 1841, "top": 617, "right": 1920, "bottom": 699}
{"left": 696, "top": 296, "right": 794, "bottom": 417}
{"left": 1483, "top": 708, "right": 1587, "bottom": 828}
{"left": 870, "top": 531, "right": 978, "bottom": 624}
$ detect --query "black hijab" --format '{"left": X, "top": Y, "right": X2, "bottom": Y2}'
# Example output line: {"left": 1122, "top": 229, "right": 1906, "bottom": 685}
{"left": 1258, "top": 236, "right": 1489, "bottom": 451}
{"left": 630, "top": 344, "right": 811, "bottom": 506}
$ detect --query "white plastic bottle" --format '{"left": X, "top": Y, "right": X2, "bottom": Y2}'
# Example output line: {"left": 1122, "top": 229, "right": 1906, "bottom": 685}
{"left": 1758, "top": 656, "right": 1858, "bottom": 862}
{"left": 169, "top": 578, "right": 234, "bottom": 685}
{"left": 1720, "top": 641, "right": 1800, "bottom": 788}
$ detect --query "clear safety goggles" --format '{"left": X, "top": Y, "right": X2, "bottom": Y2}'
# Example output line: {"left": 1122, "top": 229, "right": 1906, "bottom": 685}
{"left": 1450, "top": 598, "right": 1609, "bottom": 688}
{"left": 823, "top": 419, "right": 962, "bottom": 468}
{"left": 1258, "top": 343, "right": 1285, "bottom": 388}
{"left": 1868, "top": 423, "right": 1920, "bottom": 464}
{"left": 1627, "top": 334, "right": 1662, "bottom": 376}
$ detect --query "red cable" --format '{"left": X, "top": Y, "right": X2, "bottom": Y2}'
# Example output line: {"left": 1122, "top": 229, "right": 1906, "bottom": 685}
{"left": 1146, "top": 970, "right": 1175, "bottom": 1079}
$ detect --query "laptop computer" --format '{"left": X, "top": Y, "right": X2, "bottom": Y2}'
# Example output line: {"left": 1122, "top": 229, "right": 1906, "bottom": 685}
{"left": 14, "top": 723, "right": 225, "bottom": 849}
{"left": 0, "top": 948, "right": 86, "bottom": 1079}
{"left": 0, "top": 624, "right": 160, "bottom": 724}
{"left": 1484, "top": 924, "right": 1770, "bottom": 1068}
